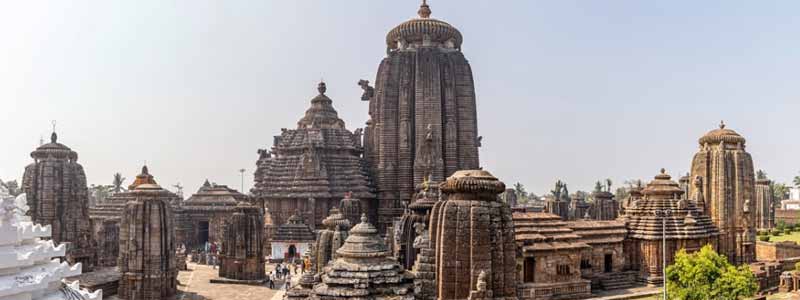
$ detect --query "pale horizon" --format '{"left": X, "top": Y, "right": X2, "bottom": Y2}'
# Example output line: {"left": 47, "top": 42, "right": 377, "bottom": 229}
{"left": 2, "top": 1, "right": 799, "bottom": 196}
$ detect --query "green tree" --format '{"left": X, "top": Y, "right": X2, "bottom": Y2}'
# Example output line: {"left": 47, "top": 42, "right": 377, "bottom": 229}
{"left": 112, "top": 172, "right": 126, "bottom": 194}
{"left": 794, "top": 173, "right": 800, "bottom": 188}
{"left": 513, "top": 182, "right": 528, "bottom": 203}
{"left": 772, "top": 182, "right": 790, "bottom": 201}
{"left": 756, "top": 170, "right": 767, "bottom": 180}
{"left": 666, "top": 245, "right": 758, "bottom": 300}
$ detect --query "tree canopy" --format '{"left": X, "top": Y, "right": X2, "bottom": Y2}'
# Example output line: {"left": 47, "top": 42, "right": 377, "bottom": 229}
{"left": 666, "top": 244, "right": 757, "bottom": 300}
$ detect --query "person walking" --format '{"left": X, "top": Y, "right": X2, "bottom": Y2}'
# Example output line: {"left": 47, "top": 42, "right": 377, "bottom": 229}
{"left": 210, "top": 242, "right": 218, "bottom": 269}
{"left": 268, "top": 271, "right": 275, "bottom": 289}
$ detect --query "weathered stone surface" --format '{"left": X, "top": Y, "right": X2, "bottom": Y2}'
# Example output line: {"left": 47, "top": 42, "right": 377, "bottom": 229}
{"left": 623, "top": 169, "right": 719, "bottom": 284}
{"left": 689, "top": 121, "right": 756, "bottom": 264}
{"left": 180, "top": 179, "right": 249, "bottom": 250}
{"left": 365, "top": 1, "right": 481, "bottom": 232}
{"left": 310, "top": 214, "right": 414, "bottom": 300}
{"left": 314, "top": 207, "right": 351, "bottom": 274}
{"left": 253, "top": 82, "right": 375, "bottom": 230}
{"left": 396, "top": 177, "right": 439, "bottom": 270}
{"left": 219, "top": 202, "right": 265, "bottom": 281}
{"left": 22, "top": 131, "right": 97, "bottom": 271}
{"left": 117, "top": 168, "right": 178, "bottom": 300}
{"left": 755, "top": 175, "right": 775, "bottom": 230}
{"left": 431, "top": 170, "right": 516, "bottom": 300}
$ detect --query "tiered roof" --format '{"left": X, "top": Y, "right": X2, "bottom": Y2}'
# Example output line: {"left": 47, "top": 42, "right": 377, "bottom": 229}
{"left": 273, "top": 214, "right": 315, "bottom": 242}
{"left": 624, "top": 169, "right": 719, "bottom": 240}
{"left": 252, "top": 83, "right": 374, "bottom": 200}
{"left": 312, "top": 214, "right": 414, "bottom": 299}
{"left": 566, "top": 220, "right": 627, "bottom": 245}
{"left": 183, "top": 180, "right": 246, "bottom": 207}
{"left": 513, "top": 212, "right": 591, "bottom": 252}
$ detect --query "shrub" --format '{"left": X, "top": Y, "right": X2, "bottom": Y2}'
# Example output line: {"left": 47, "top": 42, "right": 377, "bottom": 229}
{"left": 785, "top": 228, "right": 792, "bottom": 235}
{"left": 759, "top": 235, "right": 770, "bottom": 242}
{"left": 772, "top": 231, "right": 782, "bottom": 236}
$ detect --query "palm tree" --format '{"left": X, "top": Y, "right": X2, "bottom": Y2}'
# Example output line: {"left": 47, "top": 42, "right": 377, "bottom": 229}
{"left": 605, "top": 178, "right": 613, "bottom": 192}
{"left": 794, "top": 173, "right": 800, "bottom": 188}
{"left": 112, "top": 173, "right": 126, "bottom": 194}
{"left": 513, "top": 182, "right": 528, "bottom": 202}
{"left": 756, "top": 170, "right": 767, "bottom": 180}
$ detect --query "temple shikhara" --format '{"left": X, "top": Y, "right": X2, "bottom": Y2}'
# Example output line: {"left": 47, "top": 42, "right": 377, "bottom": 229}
{"left": 5, "top": 1, "right": 790, "bottom": 300}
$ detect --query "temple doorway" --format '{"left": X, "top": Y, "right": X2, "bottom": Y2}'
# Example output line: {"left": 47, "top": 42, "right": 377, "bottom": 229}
{"left": 523, "top": 257, "right": 535, "bottom": 283}
{"left": 198, "top": 221, "right": 209, "bottom": 247}
{"left": 287, "top": 244, "right": 297, "bottom": 259}
{"left": 604, "top": 254, "right": 613, "bottom": 273}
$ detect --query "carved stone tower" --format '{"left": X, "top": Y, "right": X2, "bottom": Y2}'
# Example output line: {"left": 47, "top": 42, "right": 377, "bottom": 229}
{"left": 689, "top": 121, "right": 756, "bottom": 264}
{"left": 22, "top": 131, "right": 97, "bottom": 271}
{"left": 219, "top": 201, "right": 265, "bottom": 281}
{"left": 118, "top": 166, "right": 178, "bottom": 300}
{"left": 430, "top": 170, "right": 516, "bottom": 299}
{"left": 755, "top": 173, "right": 774, "bottom": 230}
{"left": 364, "top": 1, "right": 481, "bottom": 230}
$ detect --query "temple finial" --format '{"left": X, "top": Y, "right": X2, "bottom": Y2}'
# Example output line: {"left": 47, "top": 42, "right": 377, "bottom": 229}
{"left": 141, "top": 164, "right": 149, "bottom": 175}
{"left": 360, "top": 213, "right": 368, "bottom": 223}
{"left": 50, "top": 120, "right": 57, "bottom": 143}
{"left": 317, "top": 81, "right": 327, "bottom": 95}
{"left": 418, "top": 0, "right": 431, "bottom": 18}
{"left": 660, "top": 168, "right": 666, "bottom": 174}
{"left": 719, "top": 120, "right": 725, "bottom": 129}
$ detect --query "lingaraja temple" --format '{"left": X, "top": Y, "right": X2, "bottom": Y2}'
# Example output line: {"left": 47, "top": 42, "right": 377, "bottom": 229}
{"left": 22, "top": 131, "right": 97, "bottom": 271}
{"left": 362, "top": 0, "right": 481, "bottom": 231}
{"left": 252, "top": 82, "right": 375, "bottom": 230}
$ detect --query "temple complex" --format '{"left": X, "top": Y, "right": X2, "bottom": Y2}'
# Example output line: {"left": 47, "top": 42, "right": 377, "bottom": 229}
{"left": 569, "top": 193, "right": 591, "bottom": 220}
{"left": 117, "top": 169, "right": 178, "bottom": 300}
{"left": 430, "top": 170, "right": 517, "bottom": 299}
{"left": 271, "top": 213, "right": 315, "bottom": 262}
{"left": 22, "top": 131, "right": 97, "bottom": 271}
{"left": 310, "top": 214, "right": 415, "bottom": 300}
{"left": 218, "top": 201, "right": 265, "bottom": 281}
{"left": 252, "top": 82, "right": 375, "bottom": 229}
{"left": 313, "top": 207, "right": 350, "bottom": 273}
{"left": 755, "top": 172, "right": 775, "bottom": 230}
{"left": 180, "top": 180, "right": 248, "bottom": 249}
{"left": 363, "top": 1, "right": 481, "bottom": 231}
{"left": 689, "top": 121, "right": 756, "bottom": 264}
{"left": 566, "top": 220, "right": 631, "bottom": 290}
{"left": 0, "top": 185, "right": 102, "bottom": 300}
{"left": 623, "top": 169, "right": 719, "bottom": 284}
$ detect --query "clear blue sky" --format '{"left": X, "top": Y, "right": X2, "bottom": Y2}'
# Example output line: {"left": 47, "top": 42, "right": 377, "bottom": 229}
{"left": 1, "top": 1, "right": 798, "bottom": 196}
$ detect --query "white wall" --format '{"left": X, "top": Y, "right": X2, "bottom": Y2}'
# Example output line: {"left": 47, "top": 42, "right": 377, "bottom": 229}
{"left": 270, "top": 242, "right": 312, "bottom": 261}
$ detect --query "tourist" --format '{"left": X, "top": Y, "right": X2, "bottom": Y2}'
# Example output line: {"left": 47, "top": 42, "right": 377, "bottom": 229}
{"left": 285, "top": 273, "right": 292, "bottom": 290}
{"left": 210, "top": 242, "right": 218, "bottom": 269}
{"left": 268, "top": 271, "right": 275, "bottom": 289}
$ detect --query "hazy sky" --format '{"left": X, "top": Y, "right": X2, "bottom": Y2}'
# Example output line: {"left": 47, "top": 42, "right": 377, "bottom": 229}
{"left": 2, "top": 1, "right": 799, "bottom": 196}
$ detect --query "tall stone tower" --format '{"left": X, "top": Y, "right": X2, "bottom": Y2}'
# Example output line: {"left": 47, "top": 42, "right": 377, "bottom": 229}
{"left": 430, "top": 170, "right": 516, "bottom": 299}
{"left": 689, "top": 121, "right": 756, "bottom": 264}
{"left": 364, "top": 1, "right": 481, "bottom": 230}
{"left": 22, "top": 131, "right": 97, "bottom": 271}
{"left": 117, "top": 166, "right": 178, "bottom": 300}
{"left": 219, "top": 202, "right": 265, "bottom": 281}
{"left": 755, "top": 172, "right": 774, "bottom": 230}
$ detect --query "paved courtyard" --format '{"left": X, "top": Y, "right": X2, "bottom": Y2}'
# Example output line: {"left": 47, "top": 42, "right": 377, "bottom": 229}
{"left": 173, "top": 262, "right": 287, "bottom": 300}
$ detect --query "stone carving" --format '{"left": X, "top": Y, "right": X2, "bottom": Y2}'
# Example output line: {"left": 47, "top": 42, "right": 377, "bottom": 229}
{"left": 252, "top": 83, "right": 375, "bottom": 229}
{"left": 117, "top": 168, "right": 177, "bottom": 300}
{"left": 219, "top": 202, "right": 265, "bottom": 281}
{"left": 689, "top": 122, "right": 756, "bottom": 264}
{"left": 755, "top": 174, "right": 775, "bottom": 230}
{"left": 366, "top": 1, "right": 479, "bottom": 230}
{"left": 358, "top": 79, "right": 374, "bottom": 101}
{"left": 430, "top": 170, "right": 517, "bottom": 299}
{"left": 313, "top": 207, "right": 351, "bottom": 274}
{"left": 22, "top": 131, "right": 97, "bottom": 271}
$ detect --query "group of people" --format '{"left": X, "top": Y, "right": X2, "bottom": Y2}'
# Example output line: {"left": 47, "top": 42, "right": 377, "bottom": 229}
{"left": 266, "top": 257, "right": 310, "bottom": 290}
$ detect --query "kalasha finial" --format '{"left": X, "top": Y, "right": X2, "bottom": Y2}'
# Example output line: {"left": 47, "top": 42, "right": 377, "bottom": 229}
{"left": 50, "top": 120, "right": 57, "bottom": 143}
{"left": 418, "top": 0, "right": 431, "bottom": 18}
{"left": 719, "top": 120, "right": 725, "bottom": 129}
{"left": 317, "top": 81, "right": 327, "bottom": 95}
{"left": 660, "top": 168, "right": 666, "bottom": 174}
{"left": 141, "top": 164, "right": 149, "bottom": 175}
{"left": 360, "top": 213, "right": 368, "bottom": 224}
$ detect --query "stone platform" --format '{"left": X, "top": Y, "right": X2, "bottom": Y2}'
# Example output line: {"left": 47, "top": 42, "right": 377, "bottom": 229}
{"left": 65, "top": 267, "right": 122, "bottom": 297}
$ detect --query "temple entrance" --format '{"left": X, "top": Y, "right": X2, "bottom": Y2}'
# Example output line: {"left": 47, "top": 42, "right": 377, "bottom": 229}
{"left": 198, "top": 221, "right": 209, "bottom": 247}
{"left": 604, "top": 254, "right": 613, "bottom": 273}
{"left": 523, "top": 257, "right": 535, "bottom": 283}
{"left": 287, "top": 244, "right": 297, "bottom": 260}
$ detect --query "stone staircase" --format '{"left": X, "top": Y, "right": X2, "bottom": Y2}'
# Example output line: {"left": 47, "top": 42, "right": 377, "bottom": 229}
{"left": 599, "top": 271, "right": 637, "bottom": 290}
